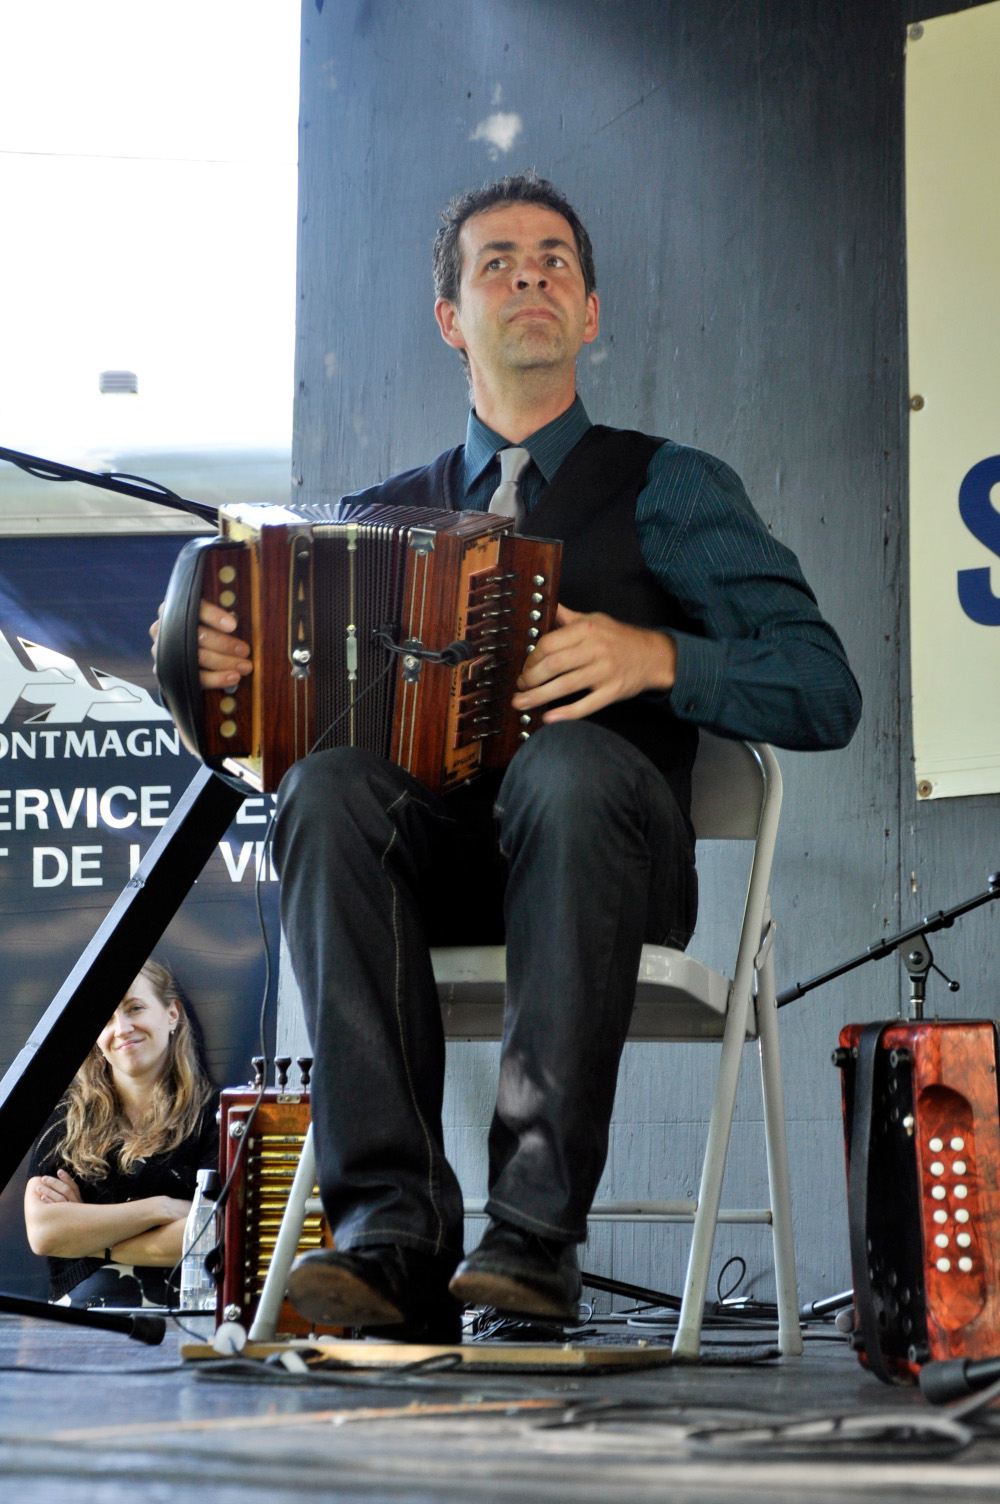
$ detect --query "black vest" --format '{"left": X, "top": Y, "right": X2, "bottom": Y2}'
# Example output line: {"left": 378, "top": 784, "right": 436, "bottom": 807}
{"left": 368, "top": 425, "right": 701, "bottom": 819}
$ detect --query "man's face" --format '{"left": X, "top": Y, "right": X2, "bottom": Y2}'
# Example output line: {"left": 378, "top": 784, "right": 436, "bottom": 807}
{"left": 435, "top": 202, "right": 599, "bottom": 387}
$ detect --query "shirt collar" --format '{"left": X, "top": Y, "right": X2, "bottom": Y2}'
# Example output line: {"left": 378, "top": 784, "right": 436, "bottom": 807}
{"left": 463, "top": 396, "right": 592, "bottom": 491}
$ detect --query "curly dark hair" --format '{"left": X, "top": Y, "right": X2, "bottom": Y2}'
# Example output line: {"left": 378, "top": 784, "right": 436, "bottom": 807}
{"left": 432, "top": 172, "right": 597, "bottom": 306}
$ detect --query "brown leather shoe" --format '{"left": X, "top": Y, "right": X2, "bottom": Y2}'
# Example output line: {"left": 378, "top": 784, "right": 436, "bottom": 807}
{"left": 449, "top": 1219, "right": 581, "bottom": 1321}
{"left": 287, "top": 1245, "right": 462, "bottom": 1344}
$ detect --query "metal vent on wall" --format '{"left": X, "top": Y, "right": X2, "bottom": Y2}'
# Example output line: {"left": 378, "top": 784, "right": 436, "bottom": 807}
{"left": 98, "top": 370, "right": 138, "bottom": 394}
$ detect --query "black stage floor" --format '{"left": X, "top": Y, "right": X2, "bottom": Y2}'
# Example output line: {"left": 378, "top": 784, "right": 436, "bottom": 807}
{"left": 1, "top": 1312, "right": 999, "bottom": 1502}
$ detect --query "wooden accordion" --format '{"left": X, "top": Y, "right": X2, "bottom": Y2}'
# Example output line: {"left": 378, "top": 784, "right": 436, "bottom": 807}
{"left": 836, "top": 1019, "right": 1000, "bottom": 1382}
{"left": 156, "top": 500, "right": 562, "bottom": 793}
{"left": 217, "top": 1073, "right": 337, "bottom": 1336}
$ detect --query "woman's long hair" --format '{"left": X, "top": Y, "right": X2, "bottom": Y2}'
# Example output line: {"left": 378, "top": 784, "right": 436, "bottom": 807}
{"left": 52, "top": 960, "right": 213, "bottom": 1180}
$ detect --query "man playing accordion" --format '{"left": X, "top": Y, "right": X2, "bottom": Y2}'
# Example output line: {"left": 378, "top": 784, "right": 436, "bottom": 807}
{"left": 153, "top": 173, "right": 860, "bottom": 1343}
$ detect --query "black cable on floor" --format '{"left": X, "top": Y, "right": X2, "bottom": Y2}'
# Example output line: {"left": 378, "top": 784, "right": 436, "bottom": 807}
{"left": 0, "top": 1362, "right": 187, "bottom": 1376}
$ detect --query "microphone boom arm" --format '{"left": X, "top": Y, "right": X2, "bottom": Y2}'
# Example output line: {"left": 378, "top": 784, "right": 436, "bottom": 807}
{"left": 776, "top": 870, "right": 1000, "bottom": 1008}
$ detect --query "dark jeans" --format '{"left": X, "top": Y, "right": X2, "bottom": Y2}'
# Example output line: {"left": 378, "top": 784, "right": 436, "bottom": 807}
{"left": 272, "top": 720, "right": 697, "bottom": 1259}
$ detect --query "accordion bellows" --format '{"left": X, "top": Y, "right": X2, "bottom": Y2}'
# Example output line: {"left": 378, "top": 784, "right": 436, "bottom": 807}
{"left": 156, "top": 500, "right": 562, "bottom": 793}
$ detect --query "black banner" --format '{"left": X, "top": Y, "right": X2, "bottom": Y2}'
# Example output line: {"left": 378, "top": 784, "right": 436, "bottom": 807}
{"left": 0, "top": 534, "right": 279, "bottom": 1294}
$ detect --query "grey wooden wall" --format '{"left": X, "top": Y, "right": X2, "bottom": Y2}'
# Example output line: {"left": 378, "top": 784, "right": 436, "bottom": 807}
{"left": 282, "top": 0, "right": 997, "bottom": 1305}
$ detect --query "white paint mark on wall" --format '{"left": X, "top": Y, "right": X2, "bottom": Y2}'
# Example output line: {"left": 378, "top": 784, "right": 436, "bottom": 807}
{"left": 470, "top": 111, "right": 523, "bottom": 157}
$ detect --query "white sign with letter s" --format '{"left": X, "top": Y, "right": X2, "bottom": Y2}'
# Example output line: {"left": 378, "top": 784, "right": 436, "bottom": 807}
{"left": 907, "top": 2, "right": 1000, "bottom": 798}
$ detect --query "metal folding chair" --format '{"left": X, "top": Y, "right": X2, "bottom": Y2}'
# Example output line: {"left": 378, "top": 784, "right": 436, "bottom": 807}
{"left": 250, "top": 733, "right": 801, "bottom": 1358}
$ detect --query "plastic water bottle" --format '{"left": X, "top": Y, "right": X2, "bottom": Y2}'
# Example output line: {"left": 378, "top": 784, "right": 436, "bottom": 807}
{"left": 180, "top": 1168, "right": 221, "bottom": 1337}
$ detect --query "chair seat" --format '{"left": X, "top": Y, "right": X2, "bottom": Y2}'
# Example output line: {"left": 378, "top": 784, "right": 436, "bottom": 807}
{"left": 432, "top": 944, "right": 749, "bottom": 1043}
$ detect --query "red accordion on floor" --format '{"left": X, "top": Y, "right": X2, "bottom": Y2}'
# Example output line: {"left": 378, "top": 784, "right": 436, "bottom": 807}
{"left": 836, "top": 1019, "right": 1000, "bottom": 1383}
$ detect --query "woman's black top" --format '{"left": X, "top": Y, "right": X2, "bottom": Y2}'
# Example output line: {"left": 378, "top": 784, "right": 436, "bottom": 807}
{"left": 29, "top": 1094, "right": 219, "bottom": 1305}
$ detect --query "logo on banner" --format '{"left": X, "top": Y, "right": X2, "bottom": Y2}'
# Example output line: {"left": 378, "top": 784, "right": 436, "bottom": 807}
{"left": 0, "top": 629, "right": 171, "bottom": 724}
{"left": 0, "top": 625, "right": 272, "bottom": 887}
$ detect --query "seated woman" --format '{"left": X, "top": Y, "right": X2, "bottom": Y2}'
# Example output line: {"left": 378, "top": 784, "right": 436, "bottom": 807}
{"left": 24, "top": 960, "right": 218, "bottom": 1308}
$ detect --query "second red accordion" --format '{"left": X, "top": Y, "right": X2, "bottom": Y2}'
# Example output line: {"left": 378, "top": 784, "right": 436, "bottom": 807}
{"left": 836, "top": 1019, "right": 1000, "bottom": 1382}
{"left": 217, "top": 1080, "right": 336, "bottom": 1337}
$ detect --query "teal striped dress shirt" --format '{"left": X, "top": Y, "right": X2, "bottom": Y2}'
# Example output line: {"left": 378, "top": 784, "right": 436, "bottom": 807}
{"left": 460, "top": 397, "right": 860, "bottom": 751}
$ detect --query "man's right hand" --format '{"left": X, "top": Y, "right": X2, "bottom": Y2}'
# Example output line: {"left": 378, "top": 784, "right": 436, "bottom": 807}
{"left": 149, "top": 599, "right": 253, "bottom": 691}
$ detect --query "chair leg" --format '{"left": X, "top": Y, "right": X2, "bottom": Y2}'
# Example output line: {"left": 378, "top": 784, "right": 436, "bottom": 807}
{"left": 672, "top": 977, "right": 755, "bottom": 1359}
{"left": 248, "top": 1122, "right": 316, "bottom": 1342}
{"left": 755, "top": 912, "right": 803, "bottom": 1356}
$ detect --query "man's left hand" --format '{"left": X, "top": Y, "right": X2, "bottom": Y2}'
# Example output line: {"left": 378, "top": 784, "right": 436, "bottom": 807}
{"left": 511, "top": 604, "right": 677, "bottom": 722}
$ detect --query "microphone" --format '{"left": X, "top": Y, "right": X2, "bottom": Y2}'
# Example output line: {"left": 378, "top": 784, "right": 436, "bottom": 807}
{"left": 374, "top": 625, "right": 479, "bottom": 666}
{"left": 436, "top": 638, "right": 477, "bottom": 665}
{"left": 919, "top": 1355, "right": 1000, "bottom": 1404}
{"left": 798, "top": 1288, "right": 854, "bottom": 1321}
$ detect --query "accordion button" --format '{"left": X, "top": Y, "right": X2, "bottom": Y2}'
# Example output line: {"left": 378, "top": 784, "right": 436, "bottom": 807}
{"left": 519, "top": 714, "right": 531, "bottom": 726}
{"left": 936, "top": 1258, "right": 951, "bottom": 1272}
{"left": 219, "top": 590, "right": 237, "bottom": 608}
{"left": 950, "top": 1137, "right": 966, "bottom": 1151}
{"left": 219, "top": 565, "right": 237, "bottom": 584}
{"left": 929, "top": 1137, "right": 944, "bottom": 1152}
{"left": 959, "top": 1258, "right": 973, "bottom": 1272}
{"left": 956, "top": 1208, "right": 970, "bottom": 1222}
{"left": 529, "top": 610, "right": 542, "bottom": 622}
{"left": 531, "top": 592, "right": 544, "bottom": 604}
{"left": 953, "top": 1160, "right": 967, "bottom": 1175}
{"left": 957, "top": 1232, "right": 972, "bottom": 1248}
{"left": 954, "top": 1184, "right": 969, "bottom": 1199}
{"left": 220, "top": 696, "right": 236, "bottom": 713}
{"left": 934, "top": 1234, "right": 949, "bottom": 1248}
{"left": 220, "top": 719, "right": 238, "bottom": 738}
{"left": 532, "top": 575, "right": 546, "bottom": 586}
{"left": 931, "top": 1186, "right": 946, "bottom": 1200}
{"left": 519, "top": 731, "right": 530, "bottom": 741}
{"left": 933, "top": 1209, "right": 947, "bottom": 1224}
{"left": 930, "top": 1161, "right": 944, "bottom": 1176}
